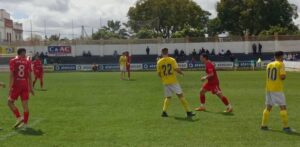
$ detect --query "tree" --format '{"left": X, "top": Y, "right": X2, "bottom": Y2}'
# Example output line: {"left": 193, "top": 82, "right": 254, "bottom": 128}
{"left": 127, "top": 0, "right": 210, "bottom": 38}
{"left": 207, "top": 18, "right": 222, "bottom": 36}
{"left": 216, "top": 0, "right": 299, "bottom": 35}
{"left": 49, "top": 34, "right": 60, "bottom": 41}
{"left": 172, "top": 25, "right": 205, "bottom": 38}
{"left": 135, "top": 29, "right": 156, "bottom": 39}
{"left": 92, "top": 20, "right": 129, "bottom": 40}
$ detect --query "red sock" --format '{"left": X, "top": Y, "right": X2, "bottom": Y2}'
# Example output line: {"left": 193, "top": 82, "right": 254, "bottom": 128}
{"left": 200, "top": 94, "right": 206, "bottom": 104}
{"left": 13, "top": 108, "right": 21, "bottom": 118}
{"left": 221, "top": 96, "right": 230, "bottom": 106}
{"left": 24, "top": 112, "right": 29, "bottom": 124}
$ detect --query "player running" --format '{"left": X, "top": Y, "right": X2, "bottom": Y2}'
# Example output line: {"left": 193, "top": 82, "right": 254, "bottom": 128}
{"left": 261, "top": 51, "right": 292, "bottom": 133}
{"left": 119, "top": 52, "right": 127, "bottom": 80}
{"left": 125, "top": 51, "right": 131, "bottom": 80}
{"left": 32, "top": 55, "right": 44, "bottom": 89}
{"left": 157, "top": 48, "right": 195, "bottom": 119}
{"left": 8, "top": 48, "right": 34, "bottom": 129}
{"left": 195, "top": 53, "right": 233, "bottom": 113}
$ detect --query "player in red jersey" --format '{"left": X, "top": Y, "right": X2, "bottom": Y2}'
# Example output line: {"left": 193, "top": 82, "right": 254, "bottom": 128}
{"left": 8, "top": 48, "right": 34, "bottom": 129}
{"left": 125, "top": 51, "right": 131, "bottom": 80}
{"left": 32, "top": 56, "right": 44, "bottom": 89}
{"left": 195, "top": 53, "right": 233, "bottom": 113}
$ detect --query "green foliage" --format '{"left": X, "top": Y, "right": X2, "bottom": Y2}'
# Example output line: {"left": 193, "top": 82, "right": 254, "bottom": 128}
{"left": 207, "top": 18, "right": 222, "bottom": 36}
{"left": 48, "top": 34, "right": 60, "bottom": 41}
{"left": 216, "top": 0, "right": 299, "bottom": 35}
{"left": 172, "top": 25, "right": 205, "bottom": 38}
{"left": 92, "top": 20, "right": 129, "bottom": 40}
{"left": 127, "top": 0, "right": 210, "bottom": 38}
{"left": 135, "top": 29, "right": 156, "bottom": 39}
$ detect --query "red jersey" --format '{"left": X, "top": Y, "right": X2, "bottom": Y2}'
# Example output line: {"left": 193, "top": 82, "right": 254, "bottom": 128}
{"left": 205, "top": 61, "right": 219, "bottom": 85}
{"left": 126, "top": 55, "right": 131, "bottom": 64}
{"left": 9, "top": 56, "right": 31, "bottom": 87}
{"left": 33, "top": 59, "right": 43, "bottom": 73}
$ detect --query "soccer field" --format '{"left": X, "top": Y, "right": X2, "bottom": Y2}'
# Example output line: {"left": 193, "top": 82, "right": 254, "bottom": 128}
{"left": 0, "top": 71, "right": 299, "bottom": 147}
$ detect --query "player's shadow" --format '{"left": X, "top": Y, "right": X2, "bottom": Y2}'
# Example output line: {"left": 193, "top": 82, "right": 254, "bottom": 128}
{"left": 173, "top": 116, "right": 200, "bottom": 122}
{"left": 204, "top": 111, "right": 235, "bottom": 116}
{"left": 35, "top": 89, "right": 47, "bottom": 91}
{"left": 266, "top": 129, "right": 300, "bottom": 137}
{"left": 17, "top": 128, "right": 44, "bottom": 136}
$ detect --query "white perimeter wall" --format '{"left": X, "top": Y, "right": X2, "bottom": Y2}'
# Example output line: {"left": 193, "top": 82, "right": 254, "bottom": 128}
{"left": 17, "top": 40, "right": 300, "bottom": 57}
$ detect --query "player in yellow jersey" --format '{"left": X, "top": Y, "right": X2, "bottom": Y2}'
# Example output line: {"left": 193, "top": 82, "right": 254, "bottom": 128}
{"left": 119, "top": 52, "right": 127, "bottom": 80}
{"left": 261, "top": 51, "right": 293, "bottom": 133}
{"left": 157, "top": 48, "right": 195, "bottom": 119}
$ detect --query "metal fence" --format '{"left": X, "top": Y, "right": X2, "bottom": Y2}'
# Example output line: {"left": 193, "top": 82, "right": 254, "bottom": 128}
{"left": 1, "top": 35, "right": 300, "bottom": 46}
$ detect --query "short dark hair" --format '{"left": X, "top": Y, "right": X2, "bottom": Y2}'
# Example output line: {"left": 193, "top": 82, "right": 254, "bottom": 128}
{"left": 161, "top": 48, "right": 168, "bottom": 55}
{"left": 274, "top": 51, "right": 284, "bottom": 58}
{"left": 201, "top": 53, "right": 209, "bottom": 60}
{"left": 17, "top": 48, "right": 26, "bottom": 55}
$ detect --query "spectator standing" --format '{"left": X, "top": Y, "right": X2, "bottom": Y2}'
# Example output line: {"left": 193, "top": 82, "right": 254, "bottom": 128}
{"left": 252, "top": 43, "right": 257, "bottom": 54}
{"left": 211, "top": 49, "right": 216, "bottom": 56}
{"left": 192, "top": 49, "right": 197, "bottom": 56}
{"left": 174, "top": 49, "right": 179, "bottom": 57}
{"left": 258, "top": 43, "right": 262, "bottom": 55}
{"left": 113, "top": 50, "right": 118, "bottom": 59}
{"left": 146, "top": 46, "right": 150, "bottom": 55}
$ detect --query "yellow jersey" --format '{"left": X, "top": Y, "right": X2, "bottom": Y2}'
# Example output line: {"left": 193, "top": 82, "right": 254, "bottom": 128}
{"left": 157, "top": 57, "right": 178, "bottom": 85}
{"left": 266, "top": 61, "right": 286, "bottom": 92}
{"left": 119, "top": 55, "right": 127, "bottom": 66}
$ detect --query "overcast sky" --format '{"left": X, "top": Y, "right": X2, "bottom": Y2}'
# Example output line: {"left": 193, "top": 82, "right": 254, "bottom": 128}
{"left": 1, "top": 0, "right": 299, "bottom": 39}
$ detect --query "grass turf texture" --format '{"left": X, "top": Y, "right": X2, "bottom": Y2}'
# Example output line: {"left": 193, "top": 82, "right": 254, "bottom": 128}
{"left": 0, "top": 71, "right": 299, "bottom": 147}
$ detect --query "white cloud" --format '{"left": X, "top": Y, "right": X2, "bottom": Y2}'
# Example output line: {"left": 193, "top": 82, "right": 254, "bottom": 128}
{"left": 0, "top": 0, "right": 299, "bottom": 39}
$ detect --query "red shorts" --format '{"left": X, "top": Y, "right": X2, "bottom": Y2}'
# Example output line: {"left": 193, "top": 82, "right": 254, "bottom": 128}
{"left": 34, "top": 72, "right": 43, "bottom": 79}
{"left": 9, "top": 86, "right": 29, "bottom": 101}
{"left": 202, "top": 83, "right": 222, "bottom": 94}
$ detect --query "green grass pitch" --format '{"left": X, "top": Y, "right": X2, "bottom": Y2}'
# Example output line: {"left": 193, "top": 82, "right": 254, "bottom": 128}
{"left": 0, "top": 71, "right": 299, "bottom": 147}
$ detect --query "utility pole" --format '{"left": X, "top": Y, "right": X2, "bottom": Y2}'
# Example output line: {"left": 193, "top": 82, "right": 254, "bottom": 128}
{"left": 30, "top": 20, "right": 33, "bottom": 42}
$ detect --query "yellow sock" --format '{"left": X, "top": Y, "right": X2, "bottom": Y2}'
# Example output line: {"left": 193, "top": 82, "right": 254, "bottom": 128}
{"left": 280, "top": 110, "right": 289, "bottom": 128}
{"left": 261, "top": 109, "right": 270, "bottom": 126}
{"left": 162, "top": 98, "right": 170, "bottom": 112}
{"left": 180, "top": 98, "right": 191, "bottom": 112}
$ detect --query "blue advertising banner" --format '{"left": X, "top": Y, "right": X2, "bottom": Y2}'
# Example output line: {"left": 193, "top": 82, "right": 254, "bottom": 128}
{"left": 54, "top": 65, "right": 77, "bottom": 71}
{"left": 98, "top": 64, "right": 120, "bottom": 71}
{"left": 238, "top": 61, "right": 255, "bottom": 68}
{"left": 48, "top": 46, "right": 72, "bottom": 54}
{"left": 142, "top": 63, "right": 156, "bottom": 69}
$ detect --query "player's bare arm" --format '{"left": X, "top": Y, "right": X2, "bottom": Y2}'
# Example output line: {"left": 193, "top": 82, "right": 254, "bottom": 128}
{"left": 175, "top": 68, "right": 184, "bottom": 76}
{"left": 157, "top": 72, "right": 162, "bottom": 78}
{"left": 29, "top": 73, "right": 34, "bottom": 96}
{"left": 202, "top": 73, "right": 214, "bottom": 81}
{"left": 280, "top": 74, "right": 286, "bottom": 80}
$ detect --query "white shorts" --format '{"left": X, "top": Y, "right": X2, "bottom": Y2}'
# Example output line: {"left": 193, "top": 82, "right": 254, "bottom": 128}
{"left": 120, "top": 66, "right": 126, "bottom": 72}
{"left": 265, "top": 92, "right": 286, "bottom": 106}
{"left": 164, "top": 84, "right": 183, "bottom": 97}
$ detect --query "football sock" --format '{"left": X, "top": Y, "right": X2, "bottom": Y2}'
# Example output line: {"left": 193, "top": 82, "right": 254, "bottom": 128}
{"left": 200, "top": 94, "right": 206, "bottom": 106}
{"left": 41, "top": 79, "right": 44, "bottom": 88}
{"left": 180, "top": 98, "right": 191, "bottom": 112}
{"left": 24, "top": 111, "right": 29, "bottom": 124}
{"left": 13, "top": 108, "right": 21, "bottom": 119}
{"left": 261, "top": 109, "right": 270, "bottom": 126}
{"left": 33, "top": 79, "right": 37, "bottom": 87}
{"left": 162, "top": 98, "right": 170, "bottom": 112}
{"left": 221, "top": 96, "right": 230, "bottom": 106}
{"left": 280, "top": 110, "right": 289, "bottom": 128}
